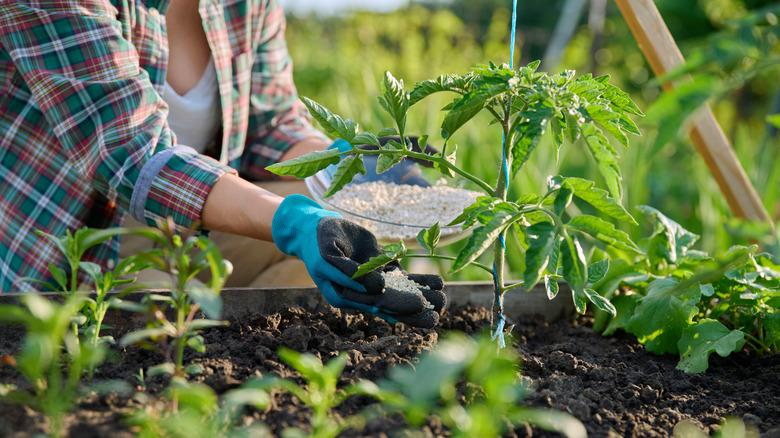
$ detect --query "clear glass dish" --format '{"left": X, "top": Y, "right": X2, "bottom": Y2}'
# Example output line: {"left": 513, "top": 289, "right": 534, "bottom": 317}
{"left": 305, "top": 168, "right": 472, "bottom": 248}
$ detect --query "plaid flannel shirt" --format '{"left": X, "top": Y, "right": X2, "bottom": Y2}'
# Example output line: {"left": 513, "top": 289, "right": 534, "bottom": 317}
{"left": 0, "top": 0, "right": 326, "bottom": 292}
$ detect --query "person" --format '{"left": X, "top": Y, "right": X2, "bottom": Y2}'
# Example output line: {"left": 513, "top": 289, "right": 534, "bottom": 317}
{"left": 0, "top": 0, "right": 445, "bottom": 328}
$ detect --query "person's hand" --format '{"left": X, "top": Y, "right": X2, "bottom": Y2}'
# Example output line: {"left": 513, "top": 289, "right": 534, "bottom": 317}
{"left": 326, "top": 137, "right": 438, "bottom": 187}
{"left": 272, "top": 195, "right": 446, "bottom": 328}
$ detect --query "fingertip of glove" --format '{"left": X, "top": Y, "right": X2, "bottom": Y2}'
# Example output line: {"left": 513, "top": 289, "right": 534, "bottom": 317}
{"left": 422, "top": 288, "right": 447, "bottom": 313}
{"left": 398, "top": 310, "right": 439, "bottom": 329}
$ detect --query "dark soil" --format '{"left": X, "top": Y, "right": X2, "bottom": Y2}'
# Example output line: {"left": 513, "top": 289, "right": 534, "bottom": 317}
{"left": 0, "top": 304, "right": 778, "bottom": 438}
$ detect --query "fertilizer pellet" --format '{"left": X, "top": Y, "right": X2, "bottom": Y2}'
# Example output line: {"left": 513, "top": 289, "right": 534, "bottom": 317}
{"left": 328, "top": 181, "right": 481, "bottom": 240}
{"left": 382, "top": 270, "right": 434, "bottom": 310}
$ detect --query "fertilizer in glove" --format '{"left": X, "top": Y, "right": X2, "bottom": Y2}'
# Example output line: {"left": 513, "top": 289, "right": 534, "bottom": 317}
{"left": 382, "top": 269, "right": 435, "bottom": 311}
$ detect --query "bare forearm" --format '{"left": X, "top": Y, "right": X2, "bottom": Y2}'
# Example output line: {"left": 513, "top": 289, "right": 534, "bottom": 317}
{"left": 281, "top": 137, "right": 330, "bottom": 161}
{"left": 202, "top": 173, "right": 282, "bottom": 241}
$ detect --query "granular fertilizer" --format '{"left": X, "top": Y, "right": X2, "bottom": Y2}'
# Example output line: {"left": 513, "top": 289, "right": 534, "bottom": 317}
{"left": 327, "top": 181, "right": 481, "bottom": 240}
{"left": 381, "top": 269, "right": 434, "bottom": 310}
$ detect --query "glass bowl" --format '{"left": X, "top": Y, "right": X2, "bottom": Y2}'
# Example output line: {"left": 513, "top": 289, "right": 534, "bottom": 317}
{"left": 305, "top": 163, "right": 474, "bottom": 248}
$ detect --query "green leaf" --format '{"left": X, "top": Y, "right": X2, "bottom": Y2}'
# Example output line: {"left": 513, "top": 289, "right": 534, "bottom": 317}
{"left": 560, "top": 177, "right": 637, "bottom": 224}
{"left": 379, "top": 71, "right": 410, "bottom": 135}
{"left": 646, "top": 76, "right": 718, "bottom": 152}
{"left": 48, "top": 264, "right": 68, "bottom": 291}
{"left": 550, "top": 116, "right": 565, "bottom": 161}
{"left": 324, "top": 155, "right": 365, "bottom": 197}
{"left": 584, "top": 288, "right": 616, "bottom": 317}
{"left": 581, "top": 123, "right": 622, "bottom": 199}
{"left": 553, "top": 187, "right": 573, "bottom": 216}
{"left": 416, "top": 223, "right": 441, "bottom": 255}
{"left": 353, "top": 242, "right": 406, "bottom": 279}
{"left": 560, "top": 236, "right": 588, "bottom": 313}
{"left": 587, "top": 259, "right": 610, "bottom": 284}
{"left": 451, "top": 212, "right": 515, "bottom": 272}
{"left": 586, "top": 104, "right": 629, "bottom": 147}
{"left": 602, "top": 82, "right": 644, "bottom": 116}
{"left": 626, "top": 279, "right": 701, "bottom": 354}
{"left": 147, "top": 362, "right": 175, "bottom": 377}
{"left": 441, "top": 91, "right": 488, "bottom": 139}
{"left": 187, "top": 282, "right": 222, "bottom": 320}
{"left": 639, "top": 205, "right": 700, "bottom": 264}
{"left": 523, "top": 222, "right": 558, "bottom": 290}
{"left": 409, "top": 74, "right": 470, "bottom": 106}
{"left": 300, "top": 97, "right": 358, "bottom": 141}
{"left": 375, "top": 140, "right": 404, "bottom": 174}
{"left": 767, "top": 114, "right": 780, "bottom": 128}
{"left": 602, "top": 294, "right": 639, "bottom": 336}
{"left": 511, "top": 105, "right": 555, "bottom": 174}
{"left": 353, "top": 132, "right": 381, "bottom": 146}
{"left": 186, "top": 335, "right": 206, "bottom": 354}
{"left": 567, "top": 215, "right": 641, "bottom": 254}
{"left": 676, "top": 319, "right": 745, "bottom": 373}
{"left": 120, "top": 327, "right": 170, "bottom": 347}
{"left": 265, "top": 149, "right": 342, "bottom": 178}
{"left": 544, "top": 275, "right": 559, "bottom": 300}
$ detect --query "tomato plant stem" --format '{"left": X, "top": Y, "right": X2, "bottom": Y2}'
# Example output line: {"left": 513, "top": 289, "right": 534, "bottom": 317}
{"left": 403, "top": 254, "right": 493, "bottom": 275}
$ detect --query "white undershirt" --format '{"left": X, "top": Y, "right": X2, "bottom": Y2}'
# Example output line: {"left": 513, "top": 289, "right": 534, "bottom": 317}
{"left": 161, "top": 58, "right": 221, "bottom": 153}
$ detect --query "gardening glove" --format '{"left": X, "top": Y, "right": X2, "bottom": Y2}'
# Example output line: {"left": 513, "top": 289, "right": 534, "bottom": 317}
{"left": 325, "top": 137, "right": 436, "bottom": 187}
{"left": 272, "top": 195, "right": 446, "bottom": 328}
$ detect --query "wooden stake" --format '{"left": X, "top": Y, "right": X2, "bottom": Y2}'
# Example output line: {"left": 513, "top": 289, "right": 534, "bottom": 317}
{"left": 615, "top": 0, "right": 772, "bottom": 224}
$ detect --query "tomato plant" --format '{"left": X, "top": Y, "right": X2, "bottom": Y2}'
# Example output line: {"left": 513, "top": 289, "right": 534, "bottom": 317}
{"left": 267, "top": 62, "right": 644, "bottom": 342}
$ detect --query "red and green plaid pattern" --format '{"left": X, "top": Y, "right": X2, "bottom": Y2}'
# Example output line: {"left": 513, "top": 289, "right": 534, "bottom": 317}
{"left": 0, "top": 0, "right": 324, "bottom": 292}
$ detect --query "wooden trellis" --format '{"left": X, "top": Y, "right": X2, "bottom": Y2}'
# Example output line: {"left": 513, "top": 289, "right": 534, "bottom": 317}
{"left": 615, "top": 0, "right": 772, "bottom": 225}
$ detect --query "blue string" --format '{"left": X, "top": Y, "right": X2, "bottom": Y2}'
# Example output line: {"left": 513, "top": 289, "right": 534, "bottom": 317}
{"left": 492, "top": 0, "right": 519, "bottom": 348}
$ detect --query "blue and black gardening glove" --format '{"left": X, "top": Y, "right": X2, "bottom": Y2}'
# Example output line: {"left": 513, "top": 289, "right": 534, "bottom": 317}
{"left": 272, "top": 195, "right": 446, "bottom": 328}
{"left": 327, "top": 136, "right": 437, "bottom": 187}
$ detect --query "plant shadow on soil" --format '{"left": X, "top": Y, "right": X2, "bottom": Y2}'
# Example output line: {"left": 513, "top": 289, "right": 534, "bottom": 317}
{"left": 0, "top": 304, "right": 778, "bottom": 438}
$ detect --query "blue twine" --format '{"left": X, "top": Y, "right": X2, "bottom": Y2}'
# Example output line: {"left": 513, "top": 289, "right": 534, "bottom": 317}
{"left": 492, "top": 0, "right": 519, "bottom": 348}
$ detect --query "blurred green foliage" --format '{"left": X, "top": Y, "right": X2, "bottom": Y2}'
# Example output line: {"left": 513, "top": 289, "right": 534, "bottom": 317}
{"left": 285, "top": 0, "right": 780, "bottom": 279}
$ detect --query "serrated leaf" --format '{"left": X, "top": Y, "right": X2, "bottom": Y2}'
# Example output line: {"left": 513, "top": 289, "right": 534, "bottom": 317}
{"left": 560, "top": 235, "right": 588, "bottom": 297}
{"left": 602, "top": 82, "right": 644, "bottom": 116}
{"left": 417, "top": 223, "right": 441, "bottom": 254}
{"left": 441, "top": 91, "right": 488, "bottom": 139}
{"left": 561, "top": 177, "right": 636, "bottom": 224}
{"left": 301, "top": 97, "right": 359, "bottom": 141}
{"left": 626, "top": 278, "right": 701, "bottom": 354}
{"left": 584, "top": 288, "right": 616, "bottom": 316}
{"left": 375, "top": 141, "right": 404, "bottom": 174}
{"left": 553, "top": 187, "right": 573, "bottom": 216}
{"left": 581, "top": 123, "right": 622, "bottom": 199}
{"left": 452, "top": 212, "right": 515, "bottom": 272}
{"left": 602, "top": 294, "right": 639, "bottom": 336}
{"left": 587, "top": 104, "right": 629, "bottom": 147}
{"left": 523, "top": 222, "right": 558, "bottom": 289}
{"left": 266, "top": 149, "right": 342, "bottom": 178}
{"left": 324, "top": 155, "right": 365, "bottom": 197}
{"left": 639, "top": 205, "right": 700, "bottom": 264}
{"left": 353, "top": 132, "right": 381, "bottom": 146}
{"left": 676, "top": 319, "right": 745, "bottom": 373}
{"left": 511, "top": 105, "right": 554, "bottom": 174}
{"left": 587, "top": 259, "right": 610, "bottom": 284}
{"left": 379, "top": 71, "right": 410, "bottom": 135}
{"left": 544, "top": 275, "right": 559, "bottom": 300}
{"left": 353, "top": 242, "right": 406, "bottom": 279}
{"left": 567, "top": 215, "right": 641, "bottom": 254}
{"left": 410, "top": 74, "right": 471, "bottom": 106}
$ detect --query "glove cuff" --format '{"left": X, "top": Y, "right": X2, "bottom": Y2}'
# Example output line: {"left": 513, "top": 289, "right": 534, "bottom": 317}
{"left": 329, "top": 139, "right": 353, "bottom": 153}
{"left": 271, "top": 194, "right": 340, "bottom": 256}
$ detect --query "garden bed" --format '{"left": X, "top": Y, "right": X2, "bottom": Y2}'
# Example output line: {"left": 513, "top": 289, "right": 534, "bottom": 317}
{"left": 0, "top": 286, "right": 778, "bottom": 437}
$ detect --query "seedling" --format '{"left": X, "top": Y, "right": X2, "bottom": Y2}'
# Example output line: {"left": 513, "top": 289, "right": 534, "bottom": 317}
{"left": 0, "top": 294, "right": 105, "bottom": 438}
{"left": 118, "top": 221, "right": 232, "bottom": 379}
{"left": 358, "top": 333, "right": 586, "bottom": 438}
{"left": 593, "top": 208, "right": 780, "bottom": 372}
{"left": 129, "top": 378, "right": 271, "bottom": 438}
{"left": 248, "top": 349, "right": 373, "bottom": 438}
{"left": 267, "top": 63, "right": 643, "bottom": 341}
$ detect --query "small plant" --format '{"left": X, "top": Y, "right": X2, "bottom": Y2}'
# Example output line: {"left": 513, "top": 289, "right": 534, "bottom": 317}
{"left": 128, "top": 378, "right": 271, "bottom": 438}
{"left": 0, "top": 294, "right": 105, "bottom": 437}
{"left": 674, "top": 416, "right": 758, "bottom": 438}
{"left": 592, "top": 207, "right": 780, "bottom": 372}
{"left": 118, "top": 221, "right": 232, "bottom": 379}
{"left": 267, "top": 63, "right": 643, "bottom": 341}
{"left": 248, "top": 349, "right": 371, "bottom": 438}
{"left": 358, "top": 333, "right": 586, "bottom": 437}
